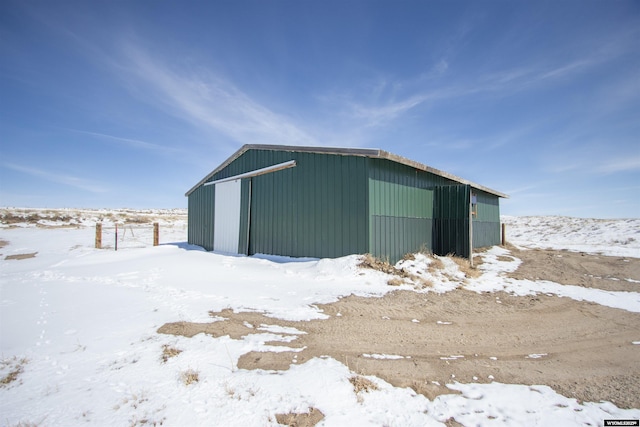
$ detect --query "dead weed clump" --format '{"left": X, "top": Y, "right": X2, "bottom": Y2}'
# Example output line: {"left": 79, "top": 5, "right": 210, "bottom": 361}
{"left": 349, "top": 375, "right": 378, "bottom": 394}
{"left": 449, "top": 256, "right": 481, "bottom": 279}
{"left": 427, "top": 255, "right": 445, "bottom": 273}
{"left": 180, "top": 369, "right": 199, "bottom": 386}
{"left": 386, "top": 277, "right": 405, "bottom": 286}
{"left": 360, "top": 254, "right": 419, "bottom": 282}
{"left": 275, "top": 408, "right": 324, "bottom": 427}
{"left": 358, "top": 253, "right": 398, "bottom": 275}
{"left": 161, "top": 345, "right": 182, "bottom": 363}
{"left": 1, "top": 356, "right": 28, "bottom": 387}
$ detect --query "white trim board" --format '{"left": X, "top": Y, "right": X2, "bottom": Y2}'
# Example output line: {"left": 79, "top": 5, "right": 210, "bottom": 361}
{"left": 204, "top": 160, "right": 296, "bottom": 186}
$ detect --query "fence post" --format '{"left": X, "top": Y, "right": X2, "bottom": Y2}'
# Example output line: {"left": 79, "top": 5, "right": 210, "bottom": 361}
{"left": 501, "top": 223, "right": 506, "bottom": 246}
{"left": 153, "top": 223, "right": 159, "bottom": 246}
{"left": 95, "top": 223, "right": 102, "bottom": 249}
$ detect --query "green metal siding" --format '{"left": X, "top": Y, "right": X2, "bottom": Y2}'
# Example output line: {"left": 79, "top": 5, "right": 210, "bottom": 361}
{"left": 248, "top": 152, "right": 368, "bottom": 258}
{"left": 368, "top": 179, "right": 435, "bottom": 262}
{"left": 368, "top": 157, "right": 456, "bottom": 188}
{"left": 367, "top": 158, "right": 457, "bottom": 262}
{"left": 434, "top": 185, "right": 471, "bottom": 258}
{"left": 188, "top": 148, "right": 503, "bottom": 261}
{"left": 237, "top": 178, "right": 251, "bottom": 255}
{"left": 371, "top": 216, "right": 433, "bottom": 263}
{"left": 187, "top": 183, "right": 215, "bottom": 251}
{"left": 472, "top": 190, "right": 501, "bottom": 248}
{"left": 188, "top": 150, "right": 369, "bottom": 258}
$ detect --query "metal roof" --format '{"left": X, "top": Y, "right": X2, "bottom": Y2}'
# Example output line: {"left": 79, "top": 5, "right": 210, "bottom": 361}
{"left": 185, "top": 144, "right": 509, "bottom": 198}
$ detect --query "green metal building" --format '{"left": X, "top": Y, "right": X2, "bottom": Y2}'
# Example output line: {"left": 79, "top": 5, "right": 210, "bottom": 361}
{"left": 186, "top": 145, "right": 508, "bottom": 262}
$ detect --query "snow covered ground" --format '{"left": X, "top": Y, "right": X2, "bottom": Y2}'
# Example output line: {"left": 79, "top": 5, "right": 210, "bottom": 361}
{"left": 1, "top": 209, "right": 639, "bottom": 426}
{"left": 502, "top": 215, "right": 640, "bottom": 258}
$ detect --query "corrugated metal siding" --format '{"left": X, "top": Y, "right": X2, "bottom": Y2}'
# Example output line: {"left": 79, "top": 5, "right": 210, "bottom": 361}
{"left": 367, "top": 158, "right": 456, "bottom": 262}
{"left": 189, "top": 149, "right": 369, "bottom": 258}
{"left": 472, "top": 189, "right": 501, "bottom": 248}
{"left": 368, "top": 157, "right": 455, "bottom": 188}
{"left": 371, "top": 216, "right": 433, "bottom": 263}
{"left": 368, "top": 179, "right": 435, "bottom": 262}
{"left": 187, "top": 184, "right": 215, "bottom": 250}
{"left": 248, "top": 152, "right": 368, "bottom": 258}
{"left": 188, "top": 149, "right": 503, "bottom": 259}
{"left": 238, "top": 179, "right": 251, "bottom": 255}
{"left": 434, "top": 185, "right": 471, "bottom": 258}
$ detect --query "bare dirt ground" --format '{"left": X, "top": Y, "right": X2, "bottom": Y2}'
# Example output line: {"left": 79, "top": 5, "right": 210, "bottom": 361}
{"left": 159, "top": 249, "right": 640, "bottom": 409}
{"left": 507, "top": 245, "right": 640, "bottom": 292}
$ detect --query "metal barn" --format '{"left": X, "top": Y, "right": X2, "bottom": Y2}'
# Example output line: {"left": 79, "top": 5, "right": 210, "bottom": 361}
{"left": 186, "top": 145, "right": 508, "bottom": 262}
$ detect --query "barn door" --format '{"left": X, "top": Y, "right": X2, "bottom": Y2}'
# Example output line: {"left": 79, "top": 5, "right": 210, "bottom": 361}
{"left": 214, "top": 179, "right": 242, "bottom": 253}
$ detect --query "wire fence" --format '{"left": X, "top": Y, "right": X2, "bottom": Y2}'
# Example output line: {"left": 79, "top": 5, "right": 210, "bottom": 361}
{"left": 95, "top": 223, "right": 159, "bottom": 250}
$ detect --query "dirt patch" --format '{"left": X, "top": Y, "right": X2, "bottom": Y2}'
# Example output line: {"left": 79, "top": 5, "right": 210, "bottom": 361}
{"left": 0, "top": 239, "right": 8, "bottom": 249}
{"left": 508, "top": 246, "right": 640, "bottom": 292}
{"left": 159, "top": 289, "right": 640, "bottom": 409}
{"left": 4, "top": 252, "right": 37, "bottom": 261}
{"left": 275, "top": 408, "right": 324, "bottom": 427}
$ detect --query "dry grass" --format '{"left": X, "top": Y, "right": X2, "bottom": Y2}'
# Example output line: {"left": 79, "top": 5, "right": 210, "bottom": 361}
{"left": 358, "top": 253, "right": 398, "bottom": 275}
{"left": 275, "top": 408, "right": 324, "bottom": 427}
{"left": 402, "top": 253, "right": 416, "bottom": 261}
{"left": 161, "top": 345, "right": 182, "bottom": 363}
{"left": 349, "top": 375, "right": 378, "bottom": 394}
{"left": 427, "top": 255, "right": 445, "bottom": 273}
{"left": 1, "top": 356, "right": 28, "bottom": 387}
{"left": 180, "top": 369, "right": 199, "bottom": 385}
{"left": 359, "top": 254, "right": 417, "bottom": 281}
{"left": 415, "top": 277, "right": 434, "bottom": 290}
{"left": 386, "top": 277, "right": 404, "bottom": 286}
{"left": 449, "top": 256, "right": 481, "bottom": 279}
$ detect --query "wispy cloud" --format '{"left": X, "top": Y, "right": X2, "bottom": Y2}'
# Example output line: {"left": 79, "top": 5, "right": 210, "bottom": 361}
{"left": 597, "top": 156, "right": 640, "bottom": 174}
{"left": 115, "top": 43, "right": 318, "bottom": 148}
{"left": 3, "top": 163, "right": 108, "bottom": 193}
{"left": 339, "top": 55, "right": 599, "bottom": 129}
{"left": 69, "top": 129, "right": 180, "bottom": 154}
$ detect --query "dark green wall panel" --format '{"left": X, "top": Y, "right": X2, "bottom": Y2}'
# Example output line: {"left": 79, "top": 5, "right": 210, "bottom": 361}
{"left": 237, "top": 179, "right": 251, "bottom": 255}
{"left": 472, "top": 190, "right": 500, "bottom": 222}
{"left": 473, "top": 221, "right": 500, "bottom": 248}
{"left": 369, "top": 180, "right": 434, "bottom": 218}
{"left": 471, "top": 189, "right": 501, "bottom": 248}
{"left": 434, "top": 185, "right": 471, "bottom": 258}
{"left": 187, "top": 184, "right": 215, "bottom": 251}
{"left": 189, "top": 150, "right": 369, "bottom": 258}
{"left": 371, "top": 216, "right": 433, "bottom": 263}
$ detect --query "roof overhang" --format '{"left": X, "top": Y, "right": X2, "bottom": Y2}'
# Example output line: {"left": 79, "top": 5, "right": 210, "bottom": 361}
{"left": 185, "top": 144, "right": 509, "bottom": 199}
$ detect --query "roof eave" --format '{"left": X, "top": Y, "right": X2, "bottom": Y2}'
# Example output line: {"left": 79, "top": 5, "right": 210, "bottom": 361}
{"left": 186, "top": 144, "right": 509, "bottom": 199}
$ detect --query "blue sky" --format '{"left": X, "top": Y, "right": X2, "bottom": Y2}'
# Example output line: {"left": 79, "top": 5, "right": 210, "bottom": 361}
{"left": 1, "top": 1, "right": 638, "bottom": 217}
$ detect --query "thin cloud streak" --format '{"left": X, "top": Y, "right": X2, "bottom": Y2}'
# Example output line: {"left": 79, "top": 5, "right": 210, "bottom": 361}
{"left": 3, "top": 163, "right": 108, "bottom": 193}
{"left": 116, "top": 43, "right": 318, "bottom": 148}
{"left": 69, "top": 129, "right": 179, "bottom": 153}
{"left": 346, "top": 36, "right": 635, "bottom": 128}
{"left": 597, "top": 156, "right": 640, "bottom": 174}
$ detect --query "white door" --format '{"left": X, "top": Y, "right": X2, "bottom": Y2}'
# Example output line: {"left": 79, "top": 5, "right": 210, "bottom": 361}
{"left": 214, "top": 179, "right": 242, "bottom": 253}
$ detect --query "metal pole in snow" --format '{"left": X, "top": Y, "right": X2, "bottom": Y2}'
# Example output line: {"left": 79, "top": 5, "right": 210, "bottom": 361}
{"left": 115, "top": 223, "right": 118, "bottom": 251}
